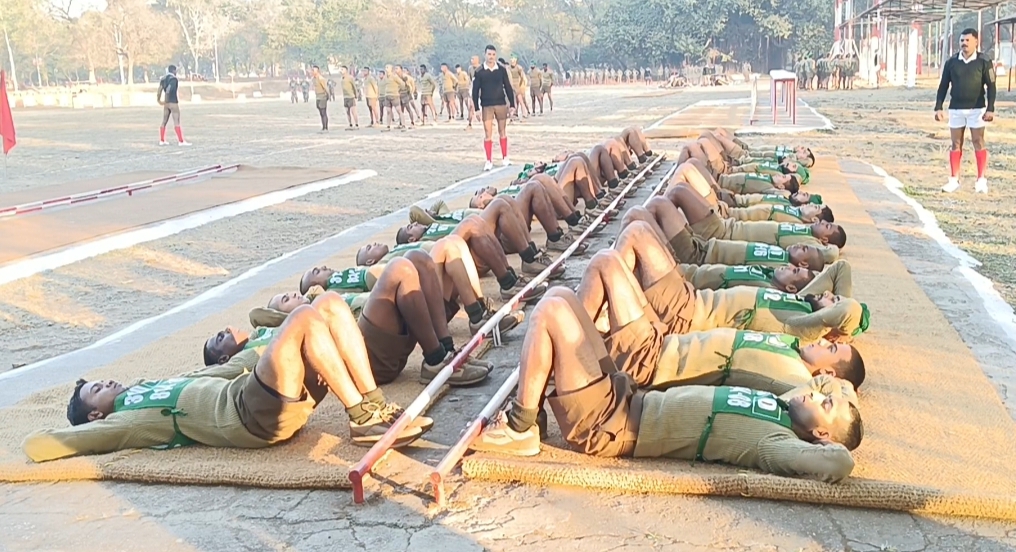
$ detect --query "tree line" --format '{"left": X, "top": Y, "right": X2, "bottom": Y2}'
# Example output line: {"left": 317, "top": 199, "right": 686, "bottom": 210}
{"left": 1, "top": 0, "right": 835, "bottom": 91}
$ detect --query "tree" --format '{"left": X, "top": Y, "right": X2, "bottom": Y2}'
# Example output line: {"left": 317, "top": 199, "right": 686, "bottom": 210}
{"left": 105, "top": 0, "right": 176, "bottom": 85}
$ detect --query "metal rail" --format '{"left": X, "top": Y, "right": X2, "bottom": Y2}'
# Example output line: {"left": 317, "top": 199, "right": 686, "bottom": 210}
{"left": 427, "top": 156, "right": 675, "bottom": 506}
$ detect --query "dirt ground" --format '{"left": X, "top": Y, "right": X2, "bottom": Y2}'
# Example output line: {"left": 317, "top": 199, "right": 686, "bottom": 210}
{"left": 3, "top": 85, "right": 1016, "bottom": 552}
{"left": 800, "top": 82, "right": 1016, "bottom": 310}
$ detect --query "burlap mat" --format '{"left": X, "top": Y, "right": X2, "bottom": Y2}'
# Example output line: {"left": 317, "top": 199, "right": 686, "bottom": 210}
{"left": 464, "top": 155, "right": 1016, "bottom": 521}
{"left": 0, "top": 193, "right": 500, "bottom": 489}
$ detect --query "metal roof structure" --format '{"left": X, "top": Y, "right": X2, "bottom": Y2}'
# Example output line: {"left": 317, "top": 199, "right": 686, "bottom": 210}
{"left": 851, "top": 0, "right": 1008, "bottom": 23}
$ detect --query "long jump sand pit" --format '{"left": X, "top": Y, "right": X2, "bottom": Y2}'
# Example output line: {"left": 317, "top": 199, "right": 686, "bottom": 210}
{"left": 463, "top": 155, "right": 1016, "bottom": 521}
{"left": 0, "top": 166, "right": 353, "bottom": 266}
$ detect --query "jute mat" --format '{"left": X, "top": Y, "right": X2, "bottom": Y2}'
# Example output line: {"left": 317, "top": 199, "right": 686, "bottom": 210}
{"left": 0, "top": 194, "right": 492, "bottom": 489}
{"left": 463, "top": 155, "right": 1016, "bottom": 521}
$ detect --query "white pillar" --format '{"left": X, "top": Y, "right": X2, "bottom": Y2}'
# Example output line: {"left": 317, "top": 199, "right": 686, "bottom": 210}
{"left": 886, "top": 34, "right": 897, "bottom": 85}
{"left": 896, "top": 33, "right": 907, "bottom": 85}
{"left": 859, "top": 39, "right": 870, "bottom": 82}
{"left": 914, "top": 24, "right": 922, "bottom": 86}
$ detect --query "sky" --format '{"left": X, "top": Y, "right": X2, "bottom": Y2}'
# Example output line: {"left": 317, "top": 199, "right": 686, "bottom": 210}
{"left": 54, "top": 0, "right": 107, "bottom": 18}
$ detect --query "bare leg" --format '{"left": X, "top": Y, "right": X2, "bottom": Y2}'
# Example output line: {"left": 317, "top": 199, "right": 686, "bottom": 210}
{"left": 611, "top": 221, "right": 681, "bottom": 291}
{"left": 403, "top": 250, "right": 452, "bottom": 344}
{"left": 590, "top": 145, "right": 619, "bottom": 187}
{"left": 429, "top": 235, "right": 482, "bottom": 305}
{"left": 311, "top": 293, "right": 376, "bottom": 395}
{"left": 516, "top": 287, "right": 612, "bottom": 409}
{"left": 359, "top": 257, "right": 443, "bottom": 360}
{"left": 575, "top": 250, "right": 651, "bottom": 328}
{"left": 255, "top": 305, "right": 364, "bottom": 407}
{"left": 530, "top": 174, "right": 580, "bottom": 219}
{"left": 641, "top": 196, "right": 692, "bottom": 242}
{"left": 663, "top": 184, "right": 715, "bottom": 225}
{"left": 619, "top": 205, "right": 671, "bottom": 246}
{"left": 477, "top": 198, "right": 535, "bottom": 255}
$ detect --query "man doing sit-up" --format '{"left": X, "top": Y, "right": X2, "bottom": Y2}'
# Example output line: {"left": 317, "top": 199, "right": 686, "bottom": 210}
{"left": 660, "top": 186, "right": 845, "bottom": 249}
{"left": 25, "top": 292, "right": 433, "bottom": 463}
{"left": 605, "top": 222, "right": 867, "bottom": 341}
{"left": 396, "top": 196, "right": 562, "bottom": 278}
{"left": 469, "top": 286, "right": 861, "bottom": 483}
{"left": 680, "top": 259, "right": 852, "bottom": 296}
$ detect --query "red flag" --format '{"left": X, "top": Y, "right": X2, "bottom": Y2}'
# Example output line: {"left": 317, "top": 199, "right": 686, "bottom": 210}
{"left": 0, "top": 70, "right": 16, "bottom": 155}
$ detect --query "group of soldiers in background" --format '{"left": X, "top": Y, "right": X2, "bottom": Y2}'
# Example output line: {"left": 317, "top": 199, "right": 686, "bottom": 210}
{"left": 291, "top": 56, "right": 565, "bottom": 131}
{"left": 794, "top": 54, "right": 859, "bottom": 90}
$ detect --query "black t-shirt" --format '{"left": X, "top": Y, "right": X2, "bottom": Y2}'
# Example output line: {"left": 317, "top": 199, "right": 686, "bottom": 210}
{"left": 471, "top": 63, "right": 515, "bottom": 110}
{"left": 159, "top": 74, "right": 179, "bottom": 104}
{"left": 935, "top": 52, "right": 997, "bottom": 111}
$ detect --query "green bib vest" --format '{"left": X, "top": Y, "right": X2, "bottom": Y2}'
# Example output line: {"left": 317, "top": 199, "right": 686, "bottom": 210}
{"left": 244, "top": 326, "right": 277, "bottom": 350}
{"left": 776, "top": 223, "right": 812, "bottom": 240}
{"left": 743, "top": 242, "right": 789, "bottom": 264}
{"left": 733, "top": 330, "right": 801, "bottom": 360}
{"left": 696, "top": 386, "right": 793, "bottom": 460}
{"left": 115, "top": 379, "right": 197, "bottom": 449}
{"left": 768, "top": 204, "right": 805, "bottom": 222}
{"left": 421, "top": 223, "right": 456, "bottom": 241}
{"left": 499, "top": 184, "right": 523, "bottom": 198}
{"left": 434, "top": 210, "right": 469, "bottom": 223}
{"left": 385, "top": 243, "right": 425, "bottom": 259}
{"left": 720, "top": 265, "right": 774, "bottom": 289}
{"left": 327, "top": 268, "right": 369, "bottom": 292}
{"left": 758, "top": 194, "right": 792, "bottom": 206}
{"left": 755, "top": 288, "right": 814, "bottom": 314}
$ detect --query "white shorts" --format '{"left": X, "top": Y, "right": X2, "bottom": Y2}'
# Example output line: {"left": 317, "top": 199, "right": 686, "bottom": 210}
{"left": 948, "top": 108, "right": 987, "bottom": 129}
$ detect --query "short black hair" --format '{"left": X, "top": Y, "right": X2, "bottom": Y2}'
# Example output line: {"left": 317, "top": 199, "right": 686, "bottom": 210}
{"left": 67, "top": 379, "right": 91, "bottom": 426}
{"left": 340, "top": 65, "right": 347, "bottom": 71}
{"left": 805, "top": 149, "right": 816, "bottom": 166}
{"left": 441, "top": 63, "right": 448, "bottom": 68}
{"left": 203, "top": 340, "right": 218, "bottom": 366}
{"left": 828, "top": 225, "right": 847, "bottom": 248}
{"left": 420, "top": 64, "right": 427, "bottom": 71}
{"left": 485, "top": 44, "right": 496, "bottom": 52}
{"left": 836, "top": 345, "right": 866, "bottom": 389}
{"left": 819, "top": 206, "right": 834, "bottom": 222}
{"left": 455, "top": 64, "right": 461, "bottom": 69}
{"left": 313, "top": 65, "right": 320, "bottom": 70}
{"left": 168, "top": 65, "right": 177, "bottom": 73}
{"left": 839, "top": 404, "right": 864, "bottom": 451}
{"left": 396, "top": 226, "right": 411, "bottom": 244}
{"left": 784, "top": 174, "right": 801, "bottom": 194}
{"left": 961, "top": 28, "right": 978, "bottom": 39}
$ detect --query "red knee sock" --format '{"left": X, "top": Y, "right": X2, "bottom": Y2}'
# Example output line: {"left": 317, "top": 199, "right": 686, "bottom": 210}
{"left": 175, "top": 126, "right": 185, "bottom": 143}
{"left": 499, "top": 137, "right": 508, "bottom": 159}
{"left": 975, "top": 149, "right": 988, "bottom": 179}
{"left": 159, "top": 127, "right": 166, "bottom": 142}
{"left": 483, "top": 140, "right": 493, "bottom": 162}
{"left": 949, "top": 150, "right": 962, "bottom": 178}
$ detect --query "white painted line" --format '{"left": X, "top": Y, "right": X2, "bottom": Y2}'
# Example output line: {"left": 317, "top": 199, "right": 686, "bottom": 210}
{"left": 646, "top": 103, "right": 696, "bottom": 130}
{"left": 0, "top": 170, "right": 377, "bottom": 287}
{"left": 871, "top": 164, "right": 1016, "bottom": 354}
{"left": 799, "top": 99, "right": 835, "bottom": 130}
{"left": 0, "top": 167, "right": 508, "bottom": 380}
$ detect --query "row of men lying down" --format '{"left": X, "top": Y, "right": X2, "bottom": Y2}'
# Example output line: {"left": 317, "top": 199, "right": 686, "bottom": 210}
{"left": 22, "top": 130, "right": 864, "bottom": 484}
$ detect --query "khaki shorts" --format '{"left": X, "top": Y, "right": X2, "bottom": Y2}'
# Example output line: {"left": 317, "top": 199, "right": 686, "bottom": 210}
{"left": 161, "top": 103, "right": 181, "bottom": 126}
{"left": 367, "top": 97, "right": 379, "bottom": 110}
{"left": 316, "top": 98, "right": 327, "bottom": 109}
{"left": 642, "top": 268, "right": 695, "bottom": 335}
{"left": 541, "top": 85, "right": 552, "bottom": 94}
{"left": 604, "top": 314, "right": 667, "bottom": 386}
{"left": 382, "top": 96, "right": 399, "bottom": 109}
{"left": 457, "top": 89, "right": 470, "bottom": 100}
{"left": 547, "top": 372, "right": 641, "bottom": 458}
{"left": 443, "top": 91, "right": 456, "bottom": 103}
{"left": 400, "top": 93, "right": 412, "bottom": 106}
{"left": 690, "top": 211, "right": 727, "bottom": 241}
{"left": 530, "top": 86, "right": 540, "bottom": 96}
{"left": 421, "top": 95, "right": 435, "bottom": 108}
{"left": 481, "top": 105, "right": 509, "bottom": 122}
{"left": 669, "top": 227, "right": 708, "bottom": 264}
{"left": 343, "top": 97, "right": 356, "bottom": 109}
{"left": 358, "top": 314, "right": 417, "bottom": 384}
{"left": 236, "top": 370, "right": 328, "bottom": 443}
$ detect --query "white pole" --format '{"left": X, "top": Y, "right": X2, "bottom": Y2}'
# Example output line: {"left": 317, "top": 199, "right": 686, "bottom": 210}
{"left": 908, "top": 25, "right": 919, "bottom": 87}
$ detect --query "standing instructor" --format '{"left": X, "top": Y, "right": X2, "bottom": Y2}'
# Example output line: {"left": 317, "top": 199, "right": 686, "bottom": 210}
{"left": 472, "top": 44, "right": 516, "bottom": 171}
{"left": 935, "top": 28, "right": 996, "bottom": 194}
{"left": 157, "top": 65, "right": 189, "bottom": 146}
